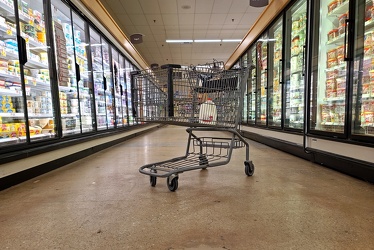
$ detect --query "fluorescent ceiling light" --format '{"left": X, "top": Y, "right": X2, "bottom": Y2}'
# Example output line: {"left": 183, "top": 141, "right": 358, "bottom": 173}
{"left": 222, "top": 39, "right": 242, "bottom": 42}
{"left": 166, "top": 39, "right": 193, "bottom": 43}
{"left": 194, "top": 39, "right": 221, "bottom": 42}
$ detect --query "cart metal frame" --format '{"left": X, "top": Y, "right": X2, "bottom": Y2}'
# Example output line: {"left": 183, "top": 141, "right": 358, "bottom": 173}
{"left": 131, "top": 63, "right": 254, "bottom": 191}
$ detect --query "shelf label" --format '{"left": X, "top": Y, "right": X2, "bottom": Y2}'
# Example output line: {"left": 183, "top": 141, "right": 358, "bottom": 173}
{"left": 1, "top": 49, "right": 6, "bottom": 57}
{"left": 32, "top": 78, "right": 36, "bottom": 86}
{"left": 6, "top": 29, "right": 12, "bottom": 35}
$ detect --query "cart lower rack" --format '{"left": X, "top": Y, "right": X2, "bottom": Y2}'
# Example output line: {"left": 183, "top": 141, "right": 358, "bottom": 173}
{"left": 131, "top": 64, "right": 254, "bottom": 191}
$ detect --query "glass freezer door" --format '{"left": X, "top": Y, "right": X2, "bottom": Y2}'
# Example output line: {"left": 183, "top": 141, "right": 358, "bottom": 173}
{"left": 52, "top": 0, "right": 82, "bottom": 136}
{"left": 102, "top": 41, "right": 114, "bottom": 128}
{"left": 89, "top": 27, "right": 106, "bottom": 130}
{"left": 119, "top": 54, "right": 128, "bottom": 126}
{"left": 248, "top": 46, "right": 256, "bottom": 125}
{"left": 351, "top": 0, "right": 374, "bottom": 138}
{"left": 310, "top": 0, "right": 349, "bottom": 136}
{"left": 284, "top": 0, "right": 307, "bottom": 130}
{"left": 125, "top": 59, "right": 134, "bottom": 125}
{"left": 241, "top": 52, "right": 248, "bottom": 124}
{"left": 111, "top": 48, "right": 122, "bottom": 127}
{"left": 256, "top": 35, "right": 268, "bottom": 126}
{"left": 18, "top": 0, "right": 57, "bottom": 141}
{"left": 268, "top": 16, "right": 283, "bottom": 128}
{"left": 71, "top": 12, "right": 94, "bottom": 133}
{"left": 0, "top": 0, "right": 26, "bottom": 146}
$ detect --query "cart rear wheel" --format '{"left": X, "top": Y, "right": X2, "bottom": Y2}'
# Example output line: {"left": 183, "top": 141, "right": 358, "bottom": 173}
{"left": 167, "top": 176, "right": 179, "bottom": 192}
{"left": 150, "top": 169, "right": 157, "bottom": 187}
{"left": 244, "top": 161, "right": 254, "bottom": 176}
{"left": 150, "top": 176, "right": 157, "bottom": 187}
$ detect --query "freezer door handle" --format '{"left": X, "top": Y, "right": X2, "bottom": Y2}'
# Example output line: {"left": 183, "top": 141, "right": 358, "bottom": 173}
{"left": 302, "top": 45, "right": 306, "bottom": 76}
{"left": 76, "top": 63, "right": 81, "bottom": 82}
{"left": 344, "top": 19, "right": 352, "bottom": 61}
{"left": 103, "top": 76, "right": 107, "bottom": 90}
{"left": 279, "top": 59, "right": 283, "bottom": 84}
{"left": 18, "top": 36, "right": 27, "bottom": 65}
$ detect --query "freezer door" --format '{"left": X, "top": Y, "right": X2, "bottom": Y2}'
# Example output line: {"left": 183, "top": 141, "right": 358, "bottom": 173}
{"left": 71, "top": 12, "right": 95, "bottom": 133}
{"left": 248, "top": 46, "right": 256, "bottom": 125}
{"left": 0, "top": 0, "right": 26, "bottom": 147}
{"left": 310, "top": 0, "right": 349, "bottom": 137}
{"left": 268, "top": 16, "right": 283, "bottom": 128}
{"left": 284, "top": 0, "right": 307, "bottom": 130}
{"left": 1, "top": 0, "right": 57, "bottom": 146}
{"left": 255, "top": 34, "right": 268, "bottom": 126}
{"left": 351, "top": 0, "right": 374, "bottom": 139}
{"left": 102, "top": 41, "right": 114, "bottom": 129}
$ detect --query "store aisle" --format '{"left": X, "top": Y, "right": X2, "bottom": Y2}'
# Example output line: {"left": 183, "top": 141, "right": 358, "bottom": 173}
{"left": 0, "top": 125, "right": 373, "bottom": 250}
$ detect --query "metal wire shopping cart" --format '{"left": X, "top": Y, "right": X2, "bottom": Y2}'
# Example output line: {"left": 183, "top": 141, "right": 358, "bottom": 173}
{"left": 131, "top": 63, "right": 254, "bottom": 191}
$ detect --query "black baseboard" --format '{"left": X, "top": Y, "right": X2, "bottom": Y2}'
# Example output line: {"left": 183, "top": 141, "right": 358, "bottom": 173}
{"left": 241, "top": 131, "right": 374, "bottom": 184}
{"left": 0, "top": 125, "right": 162, "bottom": 191}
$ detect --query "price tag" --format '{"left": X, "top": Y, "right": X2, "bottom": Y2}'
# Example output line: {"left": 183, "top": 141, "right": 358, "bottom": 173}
{"left": 32, "top": 79, "right": 37, "bottom": 86}
{"left": 25, "top": 37, "right": 29, "bottom": 43}
{"left": 6, "top": 29, "right": 12, "bottom": 35}
{"left": 29, "top": 19, "right": 34, "bottom": 26}
{"left": 1, "top": 49, "right": 6, "bottom": 57}
{"left": 24, "top": 78, "right": 28, "bottom": 84}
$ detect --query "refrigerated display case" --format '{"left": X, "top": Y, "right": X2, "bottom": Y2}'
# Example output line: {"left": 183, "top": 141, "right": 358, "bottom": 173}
{"left": 310, "top": 0, "right": 348, "bottom": 135}
{"left": 256, "top": 34, "right": 268, "bottom": 125}
{"left": 0, "top": 0, "right": 56, "bottom": 147}
{"left": 268, "top": 16, "right": 283, "bottom": 127}
{"left": 352, "top": 0, "right": 374, "bottom": 138}
{"left": 284, "top": 0, "right": 307, "bottom": 130}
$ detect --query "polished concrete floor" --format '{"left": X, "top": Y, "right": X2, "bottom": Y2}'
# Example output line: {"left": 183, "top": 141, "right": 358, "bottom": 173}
{"left": 0, "top": 125, "right": 373, "bottom": 250}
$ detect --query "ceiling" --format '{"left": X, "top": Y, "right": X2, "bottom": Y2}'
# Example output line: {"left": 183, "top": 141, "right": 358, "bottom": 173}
{"left": 97, "top": 0, "right": 267, "bottom": 67}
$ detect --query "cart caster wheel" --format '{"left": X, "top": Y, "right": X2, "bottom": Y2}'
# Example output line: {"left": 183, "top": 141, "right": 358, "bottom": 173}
{"left": 167, "top": 176, "right": 179, "bottom": 192}
{"left": 244, "top": 161, "right": 254, "bottom": 176}
{"left": 199, "top": 155, "right": 208, "bottom": 170}
{"left": 150, "top": 170, "right": 157, "bottom": 187}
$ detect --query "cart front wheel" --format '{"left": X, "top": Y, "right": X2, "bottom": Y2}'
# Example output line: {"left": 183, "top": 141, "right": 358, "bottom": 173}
{"left": 150, "top": 169, "right": 157, "bottom": 187}
{"left": 167, "top": 176, "right": 179, "bottom": 192}
{"left": 244, "top": 161, "right": 254, "bottom": 176}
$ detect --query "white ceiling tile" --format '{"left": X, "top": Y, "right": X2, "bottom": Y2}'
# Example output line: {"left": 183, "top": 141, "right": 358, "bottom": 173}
{"left": 178, "top": 14, "right": 194, "bottom": 25}
{"left": 212, "top": 0, "right": 233, "bottom": 14}
{"left": 239, "top": 13, "right": 261, "bottom": 25}
{"left": 129, "top": 15, "right": 149, "bottom": 26}
{"left": 209, "top": 14, "right": 227, "bottom": 25}
{"left": 123, "top": 0, "right": 143, "bottom": 14}
{"left": 139, "top": 0, "right": 161, "bottom": 14}
{"left": 158, "top": 0, "right": 178, "bottom": 13}
{"left": 229, "top": 0, "right": 250, "bottom": 13}
{"left": 105, "top": 0, "right": 125, "bottom": 14}
{"left": 162, "top": 14, "right": 179, "bottom": 25}
{"left": 146, "top": 14, "right": 164, "bottom": 25}
{"left": 194, "top": 14, "right": 211, "bottom": 25}
{"left": 195, "top": 0, "right": 214, "bottom": 14}
{"left": 224, "top": 13, "right": 244, "bottom": 25}
{"left": 117, "top": 14, "right": 133, "bottom": 26}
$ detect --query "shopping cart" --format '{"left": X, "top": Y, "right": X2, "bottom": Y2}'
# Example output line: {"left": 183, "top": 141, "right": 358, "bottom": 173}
{"left": 131, "top": 63, "right": 254, "bottom": 191}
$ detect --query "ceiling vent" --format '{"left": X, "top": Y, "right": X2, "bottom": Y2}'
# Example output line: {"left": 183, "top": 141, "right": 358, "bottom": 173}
{"left": 130, "top": 34, "right": 143, "bottom": 44}
{"left": 250, "top": 0, "right": 269, "bottom": 7}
